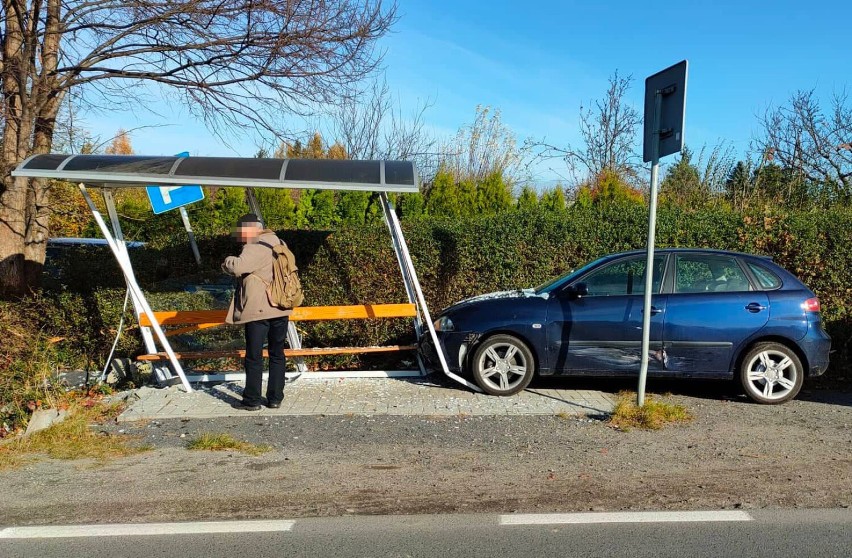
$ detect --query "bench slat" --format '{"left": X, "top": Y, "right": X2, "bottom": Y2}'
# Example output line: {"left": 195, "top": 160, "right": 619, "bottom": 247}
{"left": 138, "top": 304, "right": 417, "bottom": 327}
{"left": 136, "top": 344, "right": 417, "bottom": 361}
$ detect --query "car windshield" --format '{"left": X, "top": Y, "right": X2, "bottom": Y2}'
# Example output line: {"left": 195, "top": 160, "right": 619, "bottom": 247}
{"left": 534, "top": 256, "right": 609, "bottom": 294}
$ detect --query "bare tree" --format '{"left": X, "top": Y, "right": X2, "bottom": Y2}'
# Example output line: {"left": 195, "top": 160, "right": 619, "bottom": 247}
{"left": 327, "top": 78, "right": 436, "bottom": 173}
{"left": 441, "top": 105, "right": 523, "bottom": 184}
{"left": 760, "top": 89, "right": 852, "bottom": 198}
{"left": 529, "top": 71, "right": 641, "bottom": 185}
{"left": 0, "top": 0, "right": 397, "bottom": 296}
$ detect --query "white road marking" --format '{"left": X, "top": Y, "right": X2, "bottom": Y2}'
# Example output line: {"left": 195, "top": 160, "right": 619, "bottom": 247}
{"left": 0, "top": 520, "right": 295, "bottom": 539}
{"left": 500, "top": 511, "right": 753, "bottom": 525}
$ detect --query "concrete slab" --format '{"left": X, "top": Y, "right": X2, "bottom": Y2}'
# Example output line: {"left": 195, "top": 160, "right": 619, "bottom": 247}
{"left": 117, "top": 375, "right": 618, "bottom": 422}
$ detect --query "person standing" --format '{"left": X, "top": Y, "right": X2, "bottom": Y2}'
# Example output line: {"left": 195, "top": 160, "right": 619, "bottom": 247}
{"left": 222, "top": 214, "right": 291, "bottom": 411}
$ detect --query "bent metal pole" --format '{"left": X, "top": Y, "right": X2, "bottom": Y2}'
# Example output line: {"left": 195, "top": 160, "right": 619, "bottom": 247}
{"left": 637, "top": 90, "right": 663, "bottom": 407}
{"left": 78, "top": 183, "right": 193, "bottom": 392}
{"left": 379, "top": 192, "right": 482, "bottom": 393}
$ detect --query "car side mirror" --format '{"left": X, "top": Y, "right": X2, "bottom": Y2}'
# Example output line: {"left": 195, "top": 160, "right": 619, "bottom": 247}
{"left": 565, "top": 282, "right": 588, "bottom": 299}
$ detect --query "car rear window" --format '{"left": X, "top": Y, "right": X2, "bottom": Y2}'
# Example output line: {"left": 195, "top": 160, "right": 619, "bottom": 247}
{"left": 747, "top": 262, "right": 782, "bottom": 290}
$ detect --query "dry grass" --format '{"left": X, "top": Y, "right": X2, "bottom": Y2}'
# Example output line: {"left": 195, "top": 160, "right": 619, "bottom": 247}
{"left": 1, "top": 402, "right": 148, "bottom": 467}
{"left": 187, "top": 433, "right": 272, "bottom": 456}
{"left": 0, "top": 448, "right": 30, "bottom": 471}
{"left": 608, "top": 391, "right": 693, "bottom": 431}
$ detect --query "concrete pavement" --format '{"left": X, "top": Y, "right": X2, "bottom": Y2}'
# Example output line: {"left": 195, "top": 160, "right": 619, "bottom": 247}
{"left": 117, "top": 375, "right": 618, "bottom": 421}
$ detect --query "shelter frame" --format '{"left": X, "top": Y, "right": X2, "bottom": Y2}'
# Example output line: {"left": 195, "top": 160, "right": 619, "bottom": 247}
{"left": 13, "top": 155, "right": 479, "bottom": 393}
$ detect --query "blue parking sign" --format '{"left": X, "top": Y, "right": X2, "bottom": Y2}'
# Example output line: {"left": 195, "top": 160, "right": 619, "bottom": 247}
{"left": 146, "top": 184, "right": 205, "bottom": 214}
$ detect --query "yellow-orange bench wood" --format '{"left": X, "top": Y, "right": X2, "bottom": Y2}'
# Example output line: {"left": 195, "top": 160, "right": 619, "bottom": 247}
{"left": 136, "top": 304, "right": 419, "bottom": 362}
{"left": 137, "top": 345, "right": 417, "bottom": 361}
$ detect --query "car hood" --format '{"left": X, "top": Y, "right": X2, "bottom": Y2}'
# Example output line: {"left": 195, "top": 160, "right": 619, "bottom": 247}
{"left": 446, "top": 288, "right": 547, "bottom": 313}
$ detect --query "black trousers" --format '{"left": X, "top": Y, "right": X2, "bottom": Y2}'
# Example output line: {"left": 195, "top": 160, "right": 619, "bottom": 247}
{"left": 243, "top": 316, "right": 289, "bottom": 406}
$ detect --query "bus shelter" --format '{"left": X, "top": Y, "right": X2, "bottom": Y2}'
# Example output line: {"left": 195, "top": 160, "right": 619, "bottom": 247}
{"left": 13, "top": 155, "right": 479, "bottom": 393}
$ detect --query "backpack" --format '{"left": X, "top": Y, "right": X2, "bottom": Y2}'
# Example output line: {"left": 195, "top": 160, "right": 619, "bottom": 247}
{"left": 255, "top": 239, "right": 305, "bottom": 309}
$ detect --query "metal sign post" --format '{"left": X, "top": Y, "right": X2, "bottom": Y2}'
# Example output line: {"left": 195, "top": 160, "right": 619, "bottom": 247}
{"left": 638, "top": 60, "right": 688, "bottom": 407}
{"left": 179, "top": 207, "right": 202, "bottom": 266}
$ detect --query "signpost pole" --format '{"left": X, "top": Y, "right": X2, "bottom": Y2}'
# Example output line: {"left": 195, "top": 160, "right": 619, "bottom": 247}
{"left": 639, "top": 60, "right": 688, "bottom": 407}
{"left": 179, "top": 207, "right": 202, "bottom": 266}
{"left": 638, "top": 90, "right": 663, "bottom": 408}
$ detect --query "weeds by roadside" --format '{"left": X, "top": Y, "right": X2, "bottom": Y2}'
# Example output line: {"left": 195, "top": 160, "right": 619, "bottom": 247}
{"left": 187, "top": 432, "right": 272, "bottom": 456}
{"left": 0, "top": 447, "right": 29, "bottom": 471}
{"left": 608, "top": 391, "right": 693, "bottom": 431}
{"left": 0, "top": 299, "right": 64, "bottom": 437}
{"left": 0, "top": 400, "right": 149, "bottom": 470}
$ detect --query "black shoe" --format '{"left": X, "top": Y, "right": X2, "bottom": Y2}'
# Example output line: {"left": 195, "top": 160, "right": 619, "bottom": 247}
{"left": 232, "top": 402, "right": 263, "bottom": 411}
{"left": 266, "top": 401, "right": 282, "bottom": 409}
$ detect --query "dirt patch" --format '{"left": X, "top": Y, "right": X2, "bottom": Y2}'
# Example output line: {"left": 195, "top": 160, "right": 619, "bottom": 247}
{"left": 0, "top": 380, "right": 850, "bottom": 525}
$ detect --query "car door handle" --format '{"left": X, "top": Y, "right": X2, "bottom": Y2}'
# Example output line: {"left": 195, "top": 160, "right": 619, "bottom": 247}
{"left": 745, "top": 302, "right": 767, "bottom": 313}
{"left": 642, "top": 306, "right": 663, "bottom": 315}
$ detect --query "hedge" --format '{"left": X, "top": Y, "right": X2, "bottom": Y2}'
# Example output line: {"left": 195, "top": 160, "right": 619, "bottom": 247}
{"left": 34, "top": 203, "right": 852, "bottom": 376}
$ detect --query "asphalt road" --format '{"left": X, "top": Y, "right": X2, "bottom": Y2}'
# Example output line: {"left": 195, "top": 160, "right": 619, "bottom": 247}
{"left": 2, "top": 509, "right": 850, "bottom": 558}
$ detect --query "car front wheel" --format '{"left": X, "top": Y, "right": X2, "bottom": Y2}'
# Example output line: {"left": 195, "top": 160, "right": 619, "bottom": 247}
{"left": 471, "top": 334, "right": 535, "bottom": 396}
{"left": 739, "top": 342, "right": 804, "bottom": 404}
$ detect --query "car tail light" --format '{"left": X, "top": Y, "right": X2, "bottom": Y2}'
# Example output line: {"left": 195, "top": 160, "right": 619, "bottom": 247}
{"left": 802, "top": 297, "right": 821, "bottom": 312}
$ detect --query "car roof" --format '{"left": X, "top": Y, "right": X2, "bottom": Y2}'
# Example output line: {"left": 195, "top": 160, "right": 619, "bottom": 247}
{"left": 604, "top": 248, "right": 773, "bottom": 261}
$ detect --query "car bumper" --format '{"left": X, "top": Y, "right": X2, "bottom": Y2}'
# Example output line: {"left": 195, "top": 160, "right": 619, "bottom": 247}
{"left": 418, "top": 330, "right": 477, "bottom": 374}
{"left": 802, "top": 322, "right": 831, "bottom": 376}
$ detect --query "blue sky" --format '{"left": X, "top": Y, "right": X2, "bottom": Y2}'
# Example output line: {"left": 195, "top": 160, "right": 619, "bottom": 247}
{"left": 84, "top": 0, "right": 852, "bottom": 186}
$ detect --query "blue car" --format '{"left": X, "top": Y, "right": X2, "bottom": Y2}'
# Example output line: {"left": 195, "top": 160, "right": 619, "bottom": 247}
{"left": 425, "top": 249, "right": 831, "bottom": 403}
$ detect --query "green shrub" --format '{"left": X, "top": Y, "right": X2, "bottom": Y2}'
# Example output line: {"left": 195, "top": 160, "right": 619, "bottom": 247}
{"left": 19, "top": 204, "right": 852, "bottom": 380}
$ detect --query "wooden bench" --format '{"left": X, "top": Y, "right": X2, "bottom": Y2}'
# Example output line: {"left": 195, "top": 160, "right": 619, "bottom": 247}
{"left": 137, "top": 303, "right": 418, "bottom": 361}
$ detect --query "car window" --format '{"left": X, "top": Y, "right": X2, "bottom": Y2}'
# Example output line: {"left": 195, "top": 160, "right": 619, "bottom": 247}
{"left": 747, "top": 262, "right": 782, "bottom": 290}
{"left": 675, "top": 254, "right": 752, "bottom": 293}
{"left": 580, "top": 256, "right": 665, "bottom": 296}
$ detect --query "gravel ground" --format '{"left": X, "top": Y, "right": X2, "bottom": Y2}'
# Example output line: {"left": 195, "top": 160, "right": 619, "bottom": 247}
{"left": 1, "top": 377, "right": 850, "bottom": 525}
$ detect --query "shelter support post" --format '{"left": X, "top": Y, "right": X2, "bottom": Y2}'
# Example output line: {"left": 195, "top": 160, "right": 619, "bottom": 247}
{"left": 79, "top": 184, "right": 193, "bottom": 392}
{"left": 637, "top": 89, "right": 663, "bottom": 407}
{"left": 379, "top": 193, "right": 482, "bottom": 392}
{"left": 379, "top": 193, "right": 427, "bottom": 376}
{"left": 246, "top": 186, "right": 309, "bottom": 376}
{"left": 101, "top": 190, "right": 157, "bottom": 355}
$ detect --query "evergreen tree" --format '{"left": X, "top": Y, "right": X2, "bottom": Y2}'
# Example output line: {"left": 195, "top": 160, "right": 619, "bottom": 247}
{"left": 338, "top": 190, "right": 371, "bottom": 225}
{"left": 255, "top": 189, "right": 296, "bottom": 228}
{"left": 211, "top": 187, "right": 250, "bottom": 232}
{"left": 397, "top": 192, "right": 426, "bottom": 218}
{"left": 540, "top": 187, "right": 566, "bottom": 211}
{"left": 294, "top": 189, "right": 316, "bottom": 228}
{"left": 660, "top": 147, "right": 706, "bottom": 207}
{"left": 725, "top": 161, "right": 752, "bottom": 209}
{"left": 516, "top": 185, "right": 538, "bottom": 211}
{"left": 310, "top": 189, "right": 338, "bottom": 228}
{"left": 457, "top": 178, "right": 478, "bottom": 216}
{"left": 425, "top": 168, "right": 461, "bottom": 217}
{"left": 573, "top": 185, "right": 594, "bottom": 209}
{"left": 589, "top": 170, "right": 643, "bottom": 205}
{"left": 475, "top": 171, "right": 513, "bottom": 215}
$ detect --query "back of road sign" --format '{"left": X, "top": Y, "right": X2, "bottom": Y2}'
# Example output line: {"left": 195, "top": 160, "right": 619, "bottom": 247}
{"left": 643, "top": 60, "right": 688, "bottom": 162}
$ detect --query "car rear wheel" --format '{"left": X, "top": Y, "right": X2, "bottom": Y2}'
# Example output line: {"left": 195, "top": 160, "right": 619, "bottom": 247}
{"left": 739, "top": 342, "right": 803, "bottom": 404}
{"left": 471, "top": 334, "right": 535, "bottom": 396}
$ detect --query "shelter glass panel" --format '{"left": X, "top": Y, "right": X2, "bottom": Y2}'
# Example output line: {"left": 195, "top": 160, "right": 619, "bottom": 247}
{"left": 174, "top": 157, "right": 285, "bottom": 180}
{"left": 285, "top": 159, "right": 381, "bottom": 184}
{"left": 63, "top": 155, "right": 177, "bottom": 174}
{"left": 384, "top": 161, "right": 415, "bottom": 185}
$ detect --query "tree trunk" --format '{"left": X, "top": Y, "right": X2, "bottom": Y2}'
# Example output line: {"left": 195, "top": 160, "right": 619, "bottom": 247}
{"left": 0, "top": 0, "right": 63, "bottom": 298}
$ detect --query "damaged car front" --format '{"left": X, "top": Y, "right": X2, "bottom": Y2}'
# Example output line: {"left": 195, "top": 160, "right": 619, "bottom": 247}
{"left": 419, "top": 288, "right": 551, "bottom": 386}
